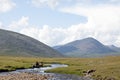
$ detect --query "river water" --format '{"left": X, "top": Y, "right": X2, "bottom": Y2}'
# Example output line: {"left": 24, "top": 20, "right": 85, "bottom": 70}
{"left": 0, "top": 64, "right": 93, "bottom": 80}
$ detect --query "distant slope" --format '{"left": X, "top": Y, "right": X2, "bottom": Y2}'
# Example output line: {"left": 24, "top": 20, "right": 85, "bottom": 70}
{"left": 53, "top": 37, "right": 117, "bottom": 57}
{"left": 0, "top": 29, "right": 63, "bottom": 57}
{"left": 108, "top": 45, "right": 120, "bottom": 52}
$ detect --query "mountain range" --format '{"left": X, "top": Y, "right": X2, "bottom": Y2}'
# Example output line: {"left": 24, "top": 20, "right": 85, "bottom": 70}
{"left": 0, "top": 29, "right": 63, "bottom": 57}
{"left": 0, "top": 29, "right": 120, "bottom": 58}
{"left": 53, "top": 37, "right": 120, "bottom": 57}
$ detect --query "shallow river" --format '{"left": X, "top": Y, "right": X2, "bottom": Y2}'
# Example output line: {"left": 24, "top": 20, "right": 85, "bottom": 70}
{"left": 0, "top": 64, "right": 93, "bottom": 80}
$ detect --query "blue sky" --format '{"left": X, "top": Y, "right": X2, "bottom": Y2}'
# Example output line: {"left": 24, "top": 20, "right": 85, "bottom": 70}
{"left": 0, "top": 0, "right": 120, "bottom": 46}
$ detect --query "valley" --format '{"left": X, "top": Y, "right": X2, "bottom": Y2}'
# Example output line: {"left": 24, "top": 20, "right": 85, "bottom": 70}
{"left": 0, "top": 29, "right": 120, "bottom": 80}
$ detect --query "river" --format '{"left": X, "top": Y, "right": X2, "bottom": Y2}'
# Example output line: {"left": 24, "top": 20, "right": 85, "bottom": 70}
{"left": 0, "top": 64, "right": 93, "bottom": 80}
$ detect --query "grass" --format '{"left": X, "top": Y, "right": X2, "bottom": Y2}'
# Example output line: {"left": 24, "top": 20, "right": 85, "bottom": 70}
{"left": 0, "top": 56, "right": 120, "bottom": 80}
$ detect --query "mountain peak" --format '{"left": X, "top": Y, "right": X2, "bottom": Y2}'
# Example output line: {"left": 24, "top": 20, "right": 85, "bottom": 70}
{"left": 83, "top": 37, "right": 97, "bottom": 41}
{"left": 66, "top": 37, "right": 100, "bottom": 47}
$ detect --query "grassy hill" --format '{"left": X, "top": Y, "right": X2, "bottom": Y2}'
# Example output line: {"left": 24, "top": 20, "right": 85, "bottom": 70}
{"left": 0, "top": 29, "right": 63, "bottom": 57}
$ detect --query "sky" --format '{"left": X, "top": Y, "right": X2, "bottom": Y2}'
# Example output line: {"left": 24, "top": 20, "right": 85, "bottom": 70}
{"left": 0, "top": 0, "right": 120, "bottom": 47}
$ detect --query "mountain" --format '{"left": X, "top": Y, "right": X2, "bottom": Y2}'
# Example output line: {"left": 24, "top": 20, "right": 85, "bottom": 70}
{"left": 53, "top": 37, "right": 117, "bottom": 57}
{"left": 0, "top": 29, "right": 63, "bottom": 57}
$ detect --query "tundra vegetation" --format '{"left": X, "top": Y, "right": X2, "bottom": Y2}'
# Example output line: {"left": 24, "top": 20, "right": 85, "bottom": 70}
{"left": 0, "top": 56, "right": 119, "bottom": 80}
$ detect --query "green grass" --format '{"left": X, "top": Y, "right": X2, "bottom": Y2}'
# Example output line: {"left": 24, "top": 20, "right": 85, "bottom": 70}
{"left": 0, "top": 56, "right": 120, "bottom": 80}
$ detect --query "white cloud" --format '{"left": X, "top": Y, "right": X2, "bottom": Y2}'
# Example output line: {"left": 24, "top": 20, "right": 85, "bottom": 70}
{"left": 0, "top": 0, "right": 16, "bottom": 13}
{"left": 8, "top": 16, "right": 29, "bottom": 31}
{"left": 31, "top": 0, "right": 59, "bottom": 9}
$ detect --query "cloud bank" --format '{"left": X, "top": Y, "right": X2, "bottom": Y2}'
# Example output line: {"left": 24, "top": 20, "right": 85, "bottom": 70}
{"left": 20, "top": 3, "right": 120, "bottom": 47}
{"left": 59, "top": 4, "right": 120, "bottom": 46}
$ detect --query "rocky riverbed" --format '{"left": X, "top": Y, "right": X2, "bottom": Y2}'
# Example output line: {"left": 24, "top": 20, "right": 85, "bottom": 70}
{"left": 0, "top": 72, "right": 93, "bottom": 80}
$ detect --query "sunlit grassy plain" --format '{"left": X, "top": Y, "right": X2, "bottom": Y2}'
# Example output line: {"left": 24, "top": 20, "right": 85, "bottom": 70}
{"left": 0, "top": 56, "right": 120, "bottom": 80}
